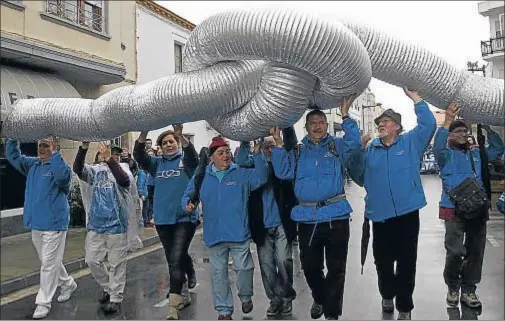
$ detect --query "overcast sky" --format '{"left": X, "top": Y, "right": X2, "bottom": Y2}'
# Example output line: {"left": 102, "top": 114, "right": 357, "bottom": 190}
{"left": 156, "top": 1, "right": 490, "bottom": 130}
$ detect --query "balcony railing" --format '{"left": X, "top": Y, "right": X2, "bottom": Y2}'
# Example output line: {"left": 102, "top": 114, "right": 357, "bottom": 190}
{"left": 44, "top": 0, "right": 105, "bottom": 34}
{"left": 481, "top": 36, "right": 505, "bottom": 57}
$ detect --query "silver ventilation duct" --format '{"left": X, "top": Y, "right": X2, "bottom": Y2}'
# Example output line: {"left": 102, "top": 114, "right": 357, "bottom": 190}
{"left": 2, "top": 9, "right": 503, "bottom": 142}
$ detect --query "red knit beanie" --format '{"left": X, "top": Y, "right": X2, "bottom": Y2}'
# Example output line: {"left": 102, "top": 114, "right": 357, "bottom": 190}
{"left": 208, "top": 136, "right": 228, "bottom": 155}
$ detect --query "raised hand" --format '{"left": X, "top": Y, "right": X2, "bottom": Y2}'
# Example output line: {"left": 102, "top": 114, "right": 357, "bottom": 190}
{"left": 98, "top": 142, "right": 112, "bottom": 161}
{"left": 444, "top": 103, "right": 460, "bottom": 128}
{"left": 403, "top": 87, "right": 422, "bottom": 103}
{"left": 341, "top": 94, "right": 356, "bottom": 117}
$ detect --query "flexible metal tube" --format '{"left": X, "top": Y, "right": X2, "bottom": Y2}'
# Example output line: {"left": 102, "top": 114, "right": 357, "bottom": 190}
{"left": 2, "top": 9, "right": 502, "bottom": 142}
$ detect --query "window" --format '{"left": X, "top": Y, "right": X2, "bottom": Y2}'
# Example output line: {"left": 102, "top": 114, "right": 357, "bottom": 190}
{"left": 174, "top": 43, "right": 183, "bottom": 74}
{"left": 45, "top": 0, "right": 105, "bottom": 33}
{"left": 110, "top": 136, "right": 121, "bottom": 148}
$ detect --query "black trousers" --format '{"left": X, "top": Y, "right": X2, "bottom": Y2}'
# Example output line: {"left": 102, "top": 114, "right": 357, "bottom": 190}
{"left": 372, "top": 211, "right": 420, "bottom": 313}
{"left": 156, "top": 222, "right": 197, "bottom": 294}
{"left": 444, "top": 217, "right": 486, "bottom": 293}
{"left": 298, "top": 219, "right": 350, "bottom": 319}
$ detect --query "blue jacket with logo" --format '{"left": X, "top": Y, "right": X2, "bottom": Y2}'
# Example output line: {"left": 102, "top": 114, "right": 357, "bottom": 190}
{"left": 270, "top": 118, "right": 361, "bottom": 224}
{"left": 181, "top": 153, "right": 269, "bottom": 247}
{"left": 345, "top": 101, "right": 437, "bottom": 222}
{"left": 137, "top": 169, "right": 149, "bottom": 198}
{"left": 433, "top": 127, "right": 504, "bottom": 209}
{"left": 134, "top": 141, "right": 199, "bottom": 225}
{"left": 6, "top": 139, "right": 71, "bottom": 231}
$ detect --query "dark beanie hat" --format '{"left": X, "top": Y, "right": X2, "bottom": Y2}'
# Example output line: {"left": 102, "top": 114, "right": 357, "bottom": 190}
{"left": 208, "top": 137, "right": 228, "bottom": 155}
{"left": 449, "top": 120, "right": 468, "bottom": 132}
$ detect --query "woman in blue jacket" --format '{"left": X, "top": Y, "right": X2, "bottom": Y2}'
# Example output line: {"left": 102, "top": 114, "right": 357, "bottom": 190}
{"left": 182, "top": 136, "right": 269, "bottom": 320}
{"left": 133, "top": 124, "right": 199, "bottom": 320}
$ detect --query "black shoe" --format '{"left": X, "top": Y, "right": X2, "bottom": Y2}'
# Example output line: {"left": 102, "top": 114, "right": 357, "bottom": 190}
{"left": 281, "top": 301, "right": 293, "bottom": 316}
{"left": 98, "top": 292, "right": 110, "bottom": 304}
{"left": 310, "top": 302, "right": 323, "bottom": 319}
{"left": 242, "top": 301, "right": 253, "bottom": 314}
{"left": 266, "top": 302, "right": 280, "bottom": 316}
{"left": 187, "top": 271, "right": 197, "bottom": 289}
{"left": 102, "top": 302, "right": 120, "bottom": 314}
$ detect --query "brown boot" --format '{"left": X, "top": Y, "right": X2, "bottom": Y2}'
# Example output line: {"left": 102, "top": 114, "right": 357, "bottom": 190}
{"left": 167, "top": 293, "right": 182, "bottom": 320}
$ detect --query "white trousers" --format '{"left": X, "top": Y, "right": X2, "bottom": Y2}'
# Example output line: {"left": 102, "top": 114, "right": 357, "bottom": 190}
{"left": 85, "top": 231, "right": 128, "bottom": 303}
{"left": 32, "top": 230, "right": 74, "bottom": 308}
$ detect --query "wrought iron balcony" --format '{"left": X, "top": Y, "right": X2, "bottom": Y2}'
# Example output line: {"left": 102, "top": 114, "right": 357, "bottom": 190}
{"left": 481, "top": 36, "right": 505, "bottom": 57}
{"left": 44, "top": 0, "right": 104, "bottom": 34}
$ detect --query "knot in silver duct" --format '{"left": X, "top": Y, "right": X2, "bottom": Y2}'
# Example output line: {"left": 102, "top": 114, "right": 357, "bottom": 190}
{"left": 2, "top": 9, "right": 503, "bottom": 142}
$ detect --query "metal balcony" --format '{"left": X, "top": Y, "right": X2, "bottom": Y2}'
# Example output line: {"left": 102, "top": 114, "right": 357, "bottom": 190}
{"left": 481, "top": 36, "right": 505, "bottom": 57}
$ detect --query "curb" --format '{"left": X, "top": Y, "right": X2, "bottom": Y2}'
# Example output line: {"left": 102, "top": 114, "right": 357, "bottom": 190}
{"left": 0, "top": 234, "right": 160, "bottom": 297}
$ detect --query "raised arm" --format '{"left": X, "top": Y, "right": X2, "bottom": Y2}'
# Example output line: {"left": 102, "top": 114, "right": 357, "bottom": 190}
{"left": 245, "top": 151, "right": 269, "bottom": 191}
{"left": 269, "top": 126, "right": 296, "bottom": 180}
{"left": 6, "top": 139, "right": 39, "bottom": 176}
{"left": 50, "top": 151, "right": 72, "bottom": 189}
{"left": 403, "top": 89, "right": 437, "bottom": 157}
{"left": 482, "top": 126, "right": 505, "bottom": 161}
{"left": 98, "top": 143, "right": 130, "bottom": 188}
{"left": 433, "top": 103, "right": 459, "bottom": 168}
{"left": 133, "top": 131, "right": 157, "bottom": 172}
{"left": 235, "top": 141, "right": 254, "bottom": 168}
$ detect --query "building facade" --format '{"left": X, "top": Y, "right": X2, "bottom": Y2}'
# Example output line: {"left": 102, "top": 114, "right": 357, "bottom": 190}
{"left": 478, "top": 0, "right": 504, "bottom": 138}
{"left": 0, "top": 0, "right": 137, "bottom": 235}
{"left": 479, "top": 1, "right": 505, "bottom": 79}
{"left": 132, "top": 0, "right": 226, "bottom": 154}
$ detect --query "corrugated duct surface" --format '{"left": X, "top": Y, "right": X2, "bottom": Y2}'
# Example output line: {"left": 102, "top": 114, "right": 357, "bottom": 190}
{"left": 2, "top": 9, "right": 503, "bottom": 142}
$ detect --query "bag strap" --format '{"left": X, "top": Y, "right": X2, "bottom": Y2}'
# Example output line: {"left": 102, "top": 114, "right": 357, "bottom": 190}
{"left": 293, "top": 139, "right": 344, "bottom": 180}
{"left": 468, "top": 150, "right": 477, "bottom": 179}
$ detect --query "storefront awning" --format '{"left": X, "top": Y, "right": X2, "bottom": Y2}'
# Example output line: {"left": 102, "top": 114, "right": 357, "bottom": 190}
{"left": 1, "top": 64, "right": 81, "bottom": 112}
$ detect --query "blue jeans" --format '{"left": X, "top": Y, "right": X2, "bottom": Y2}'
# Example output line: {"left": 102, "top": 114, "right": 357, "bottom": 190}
{"left": 208, "top": 240, "right": 254, "bottom": 316}
{"left": 257, "top": 225, "right": 296, "bottom": 304}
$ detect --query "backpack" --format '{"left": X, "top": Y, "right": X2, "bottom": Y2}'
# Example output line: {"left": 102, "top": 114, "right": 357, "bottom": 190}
{"left": 293, "top": 140, "right": 343, "bottom": 180}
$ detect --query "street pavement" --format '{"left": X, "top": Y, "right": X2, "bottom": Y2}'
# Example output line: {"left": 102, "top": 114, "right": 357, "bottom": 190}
{"left": 1, "top": 175, "right": 503, "bottom": 320}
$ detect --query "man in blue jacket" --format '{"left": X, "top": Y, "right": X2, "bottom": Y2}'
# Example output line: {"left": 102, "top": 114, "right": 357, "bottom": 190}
{"left": 268, "top": 97, "right": 358, "bottom": 320}
{"left": 182, "top": 136, "right": 269, "bottom": 320}
{"left": 433, "top": 104, "right": 504, "bottom": 309}
{"left": 235, "top": 127, "right": 298, "bottom": 318}
{"left": 6, "top": 137, "right": 76, "bottom": 319}
{"left": 345, "top": 88, "right": 437, "bottom": 320}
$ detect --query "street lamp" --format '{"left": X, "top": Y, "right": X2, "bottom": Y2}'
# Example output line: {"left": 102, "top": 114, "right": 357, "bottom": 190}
{"left": 361, "top": 103, "right": 382, "bottom": 134}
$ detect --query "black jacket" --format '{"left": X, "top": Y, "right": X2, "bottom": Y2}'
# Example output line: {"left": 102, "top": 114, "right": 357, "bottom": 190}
{"left": 247, "top": 126, "right": 298, "bottom": 246}
{"left": 248, "top": 163, "right": 298, "bottom": 246}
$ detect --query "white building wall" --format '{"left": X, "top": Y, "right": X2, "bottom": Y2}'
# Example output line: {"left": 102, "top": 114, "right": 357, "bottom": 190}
{"left": 135, "top": 4, "right": 226, "bottom": 153}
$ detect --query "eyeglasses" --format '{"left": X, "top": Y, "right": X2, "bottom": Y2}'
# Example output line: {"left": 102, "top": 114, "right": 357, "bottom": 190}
{"left": 377, "top": 119, "right": 394, "bottom": 126}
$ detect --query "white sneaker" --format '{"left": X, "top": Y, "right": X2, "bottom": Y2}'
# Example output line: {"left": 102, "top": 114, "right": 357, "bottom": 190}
{"left": 57, "top": 281, "right": 77, "bottom": 303}
{"left": 32, "top": 305, "right": 50, "bottom": 319}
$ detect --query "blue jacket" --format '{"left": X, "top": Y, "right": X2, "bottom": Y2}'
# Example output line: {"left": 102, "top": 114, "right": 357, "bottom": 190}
{"left": 134, "top": 141, "right": 199, "bottom": 225}
{"left": 345, "top": 101, "right": 437, "bottom": 222}
{"left": 433, "top": 127, "right": 504, "bottom": 209}
{"left": 6, "top": 139, "right": 71, "bottom": 231}
{"left": 498, "top": 192, "right": 505, "bottom": 215}
{"left": 181, "top": 153, "right": 269, "bottom": 247}
{"left": 137, "top": 169, "right": 149, "bottom": 198}
{"left": 271, "top": 118, "right": 360, "bottom": 224}
{"left": 146, "top": 172, "right": 155, "bottom": 187}
{"left": 235, "top": 142, "right": 281, "bottom": 229}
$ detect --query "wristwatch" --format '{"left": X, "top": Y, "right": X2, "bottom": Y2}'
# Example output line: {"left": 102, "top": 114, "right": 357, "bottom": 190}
{"left": 342, "top": 115, "right": 350, "bottom": 120}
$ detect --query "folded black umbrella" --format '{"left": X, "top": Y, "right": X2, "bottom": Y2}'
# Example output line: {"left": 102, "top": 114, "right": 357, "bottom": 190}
{"left": 361, "top": 217, "right": 370, "bottom": 275}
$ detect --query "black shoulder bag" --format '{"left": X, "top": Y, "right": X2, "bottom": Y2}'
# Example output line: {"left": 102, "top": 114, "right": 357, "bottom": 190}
{"left": 447, "top": 152, "right": 488, "bottom": 220}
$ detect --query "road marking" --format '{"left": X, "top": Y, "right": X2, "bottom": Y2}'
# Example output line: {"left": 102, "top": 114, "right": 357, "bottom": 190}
{"left": 154, "top": 299, "right": 169, "bottom": 307}
{"left": 487, "top": 235, "right": 500, "bottom": 247}
{"left": 0, "top": 242, "right": 163, "bottom": 306}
